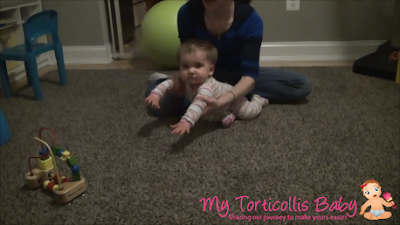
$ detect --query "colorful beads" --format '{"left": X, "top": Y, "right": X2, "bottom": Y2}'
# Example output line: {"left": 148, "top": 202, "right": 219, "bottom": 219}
{"left": 53, "top": 175, "right": 68, "bottom": 184}
{"left": 38, "top": 157, "right": 53, "bottom": 170}
{"left": 39, "top": 148, "right": 50, "bottom": 160}
{"left": 43, "top": 180, "right": 59, "bottom": 191}
{"left": 56, "top": 149, "right": 64, "bottom": 157}
{"left": 60, "top": 150, "right": 70, "bottom": 161}
{"left": 39, "top": 148, "right": 48, "bottom": 155}
{"left": 71, "top": 164, "right": 79, "bottom": 173}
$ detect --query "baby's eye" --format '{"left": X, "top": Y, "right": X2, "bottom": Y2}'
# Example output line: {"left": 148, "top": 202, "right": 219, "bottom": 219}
{"left": 365, "top": 191, "right": 370, "bottom": 195}
{"left": 375, "top": 187, "right": 379, "bottom": 191}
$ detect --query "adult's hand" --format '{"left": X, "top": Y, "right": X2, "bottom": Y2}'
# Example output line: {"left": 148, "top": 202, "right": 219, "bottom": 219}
{"left": 198, "top": 76, "right": 254, "bottom": 115}
{"left": 196, "top": 95, "right": 232, "bottom": 115}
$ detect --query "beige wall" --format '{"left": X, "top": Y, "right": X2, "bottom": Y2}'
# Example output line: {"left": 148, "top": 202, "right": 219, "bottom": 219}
{"left": 41, "top": 0, "right": 106, "bottom": 46}
{"left": 41, "top": 0, "right": 396, "bottom": 46}
{"left": 252, "top": 0, "right": 396, "bottom": 42}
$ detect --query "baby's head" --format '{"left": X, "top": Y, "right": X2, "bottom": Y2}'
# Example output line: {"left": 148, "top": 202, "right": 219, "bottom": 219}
{"left": 177, "top": 39, "right": 218, "bottom": 85}
{"left": 361, "top": 179, "right": 382, "bottom": 200}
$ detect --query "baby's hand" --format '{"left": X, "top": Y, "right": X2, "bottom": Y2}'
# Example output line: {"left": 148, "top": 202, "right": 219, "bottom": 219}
{"left": 170, "top": 120, "right": 191, "bottom": 135}
{"left": 145, "top": 94, "right": 161, "bottom": 109}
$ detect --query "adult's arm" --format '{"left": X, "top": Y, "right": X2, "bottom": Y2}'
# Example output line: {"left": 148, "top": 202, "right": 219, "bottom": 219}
{"left": 219, "top": 11, "right": 264, "bottom": 108}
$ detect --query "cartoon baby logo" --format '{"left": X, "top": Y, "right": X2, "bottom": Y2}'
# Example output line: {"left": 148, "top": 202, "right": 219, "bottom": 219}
{"left": 359, "top": 179, "right": 397, "bottom": 220}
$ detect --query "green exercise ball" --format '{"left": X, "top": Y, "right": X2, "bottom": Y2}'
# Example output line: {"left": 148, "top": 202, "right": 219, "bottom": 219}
{"left": 141, "top": 0, "right": 187, "bottom": 69}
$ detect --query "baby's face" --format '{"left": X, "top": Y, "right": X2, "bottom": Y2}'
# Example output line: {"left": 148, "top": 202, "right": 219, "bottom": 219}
{"left": 179, "top": 50, "right": 214, "bottom": 85}
{"left": 363, "top": 183, "right": 382, "bottom": 200}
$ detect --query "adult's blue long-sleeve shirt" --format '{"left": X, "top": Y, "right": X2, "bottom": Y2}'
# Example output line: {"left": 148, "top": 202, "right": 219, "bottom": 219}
{"left": 177, "top": 0, "right": 264, "bottom": 85}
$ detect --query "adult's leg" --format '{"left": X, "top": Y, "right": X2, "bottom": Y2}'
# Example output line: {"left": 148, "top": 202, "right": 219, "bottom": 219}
{"left": 251, "top": 68, "right": 312, "bottom": 103}
{"left": 145, "top": 78, "right": 191, "bottom": 117}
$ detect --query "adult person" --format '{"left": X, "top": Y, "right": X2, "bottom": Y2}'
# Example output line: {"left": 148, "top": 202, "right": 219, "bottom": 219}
{"left": 145, "top": 0, "right": 311, "bottom": 118}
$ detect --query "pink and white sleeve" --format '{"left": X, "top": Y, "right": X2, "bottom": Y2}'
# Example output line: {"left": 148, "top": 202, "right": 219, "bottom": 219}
{"left": 150, "top": 79, "right": 175, "bottom": 98}
{"left": 181, "top": 83, "right": 215, "bottom": 127}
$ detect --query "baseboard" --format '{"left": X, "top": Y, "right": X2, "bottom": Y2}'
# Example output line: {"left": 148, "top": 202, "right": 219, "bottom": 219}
{"left": 48, "top": 43, "right": 113, "bottom": 65}
{"left": 49, "top": 40, "right": 385, "bottom": 64}
{"left": 260, "top": 40, "right": 385, "bottom": 62}
{"left": 1, "top": 44, "right": 112, "bottom": 89}
{"left": 1, "top": 40, "right": 387, "bottom": 89}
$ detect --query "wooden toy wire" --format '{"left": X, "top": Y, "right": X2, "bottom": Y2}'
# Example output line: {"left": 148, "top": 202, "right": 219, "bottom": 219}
{"left": 34, "top": 137, "right": 62, "bottom": 190}
{"left": 39, "top": 127, "right": 56, "bottom": 149}
{"left": 28, "top": 156, "right": 41, "bottom": 175}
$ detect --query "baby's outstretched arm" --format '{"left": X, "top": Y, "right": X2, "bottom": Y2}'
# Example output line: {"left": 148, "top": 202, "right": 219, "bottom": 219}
{"left": 146, "top": 79, "right": 177, "bottom": 109}
{"left": 150, "top": 79, "right": 176, "bottom": 98}
{"left": 181, "top": 84, "right": 215, "bottom": 127}
{"left": 360, "top": 200, "right": 371, "bottom": 215}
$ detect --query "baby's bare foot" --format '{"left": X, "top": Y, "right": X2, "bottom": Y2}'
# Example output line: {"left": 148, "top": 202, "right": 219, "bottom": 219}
{"left": 372, "top": 216, "right": 378, "bottom": 220}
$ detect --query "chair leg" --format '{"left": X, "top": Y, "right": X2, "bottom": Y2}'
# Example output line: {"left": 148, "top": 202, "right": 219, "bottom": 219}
{"left": 26, "top": 58, "right": 43, "bottom": 100}
{"left": 24, "top": 62, "right": 32, "bottom": 86}
{"left": 54, "top": 44, "right": 67, "bottom": 86}
{"left": 0, "top": 60, "right": 12, "bottom": 98}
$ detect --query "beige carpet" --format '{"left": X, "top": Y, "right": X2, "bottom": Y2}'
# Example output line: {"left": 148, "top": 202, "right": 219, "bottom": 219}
{"left": 0, "top": 67, "right": 399, "bottom": 225}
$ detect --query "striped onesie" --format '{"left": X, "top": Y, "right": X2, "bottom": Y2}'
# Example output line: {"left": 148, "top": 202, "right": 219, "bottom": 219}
{"left": 150, "top": 77, "right": 268, "bottom": 127}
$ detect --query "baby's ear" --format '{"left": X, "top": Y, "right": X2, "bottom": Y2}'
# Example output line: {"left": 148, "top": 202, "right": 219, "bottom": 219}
{"left": 209, "top": 64, "right": 215, "bottom": 74}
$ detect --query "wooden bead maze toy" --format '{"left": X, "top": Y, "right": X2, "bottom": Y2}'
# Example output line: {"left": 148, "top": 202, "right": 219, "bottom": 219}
{"left": 25, "top": 127, "right": 88, "bottom": 204}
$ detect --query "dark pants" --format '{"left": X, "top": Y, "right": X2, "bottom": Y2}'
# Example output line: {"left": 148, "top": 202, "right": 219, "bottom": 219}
{"left": 145, "top": 67, "right": 311, "bottom": 118}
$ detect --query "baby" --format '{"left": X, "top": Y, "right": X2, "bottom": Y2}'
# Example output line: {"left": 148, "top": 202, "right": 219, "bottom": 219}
{"left": 145, "top": 39, "right": 268, "bottom": 135}
{"left": 360, "top": 179, "right": 393, "bottom": 220}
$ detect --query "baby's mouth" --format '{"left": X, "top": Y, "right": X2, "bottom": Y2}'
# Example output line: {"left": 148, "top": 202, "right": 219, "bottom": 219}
{"left": 373, "top": 194, "right": 377, "bottom": 198}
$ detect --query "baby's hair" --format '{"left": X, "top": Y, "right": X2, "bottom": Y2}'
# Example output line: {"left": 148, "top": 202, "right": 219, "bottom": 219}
{"left": 360, "top": 179, "right": 379, "bottom": 192}
{"left": 177, "top": 39, "right": 218, "bottom": 65}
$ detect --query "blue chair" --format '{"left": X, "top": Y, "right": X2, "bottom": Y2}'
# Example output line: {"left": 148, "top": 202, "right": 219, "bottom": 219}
{"left": 0, "top": 10, "right": 67, "bottom": 101}
{"left": 0, "top": 107, "right": 11, "bottom": 145}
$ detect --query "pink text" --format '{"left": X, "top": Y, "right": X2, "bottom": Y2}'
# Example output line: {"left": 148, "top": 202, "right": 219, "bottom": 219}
{"left": 314, "top": 196, "right": 357, "bottom": 217}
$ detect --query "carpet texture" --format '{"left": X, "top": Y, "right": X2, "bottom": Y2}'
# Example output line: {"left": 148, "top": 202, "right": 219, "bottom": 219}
{"left": 0, "top": 67, "right": 399, "bottom": 225}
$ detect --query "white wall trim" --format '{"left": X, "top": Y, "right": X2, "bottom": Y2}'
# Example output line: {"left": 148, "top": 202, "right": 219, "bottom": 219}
{"left": 48, "top": 43, "right": 113, "bottom": 65}
{"left": 6, "top": 57, "right": 49, "bottom": 84}
{"left": 2, "top": 44, "right": 112, "bottom": 88}
{"left": 98, "top": 0, "right": 110, "bottom": 45}
{"left": 46, "top": 40, "right": 384, "bottom": 66}
{"left": 260, "top": 40, "right": 384, "bottom": 62}
{"left": 3, "top": 40, "right": 386, "bottom": 88}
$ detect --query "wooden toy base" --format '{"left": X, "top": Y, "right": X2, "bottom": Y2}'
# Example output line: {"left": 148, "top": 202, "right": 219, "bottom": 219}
{"left": 25, "top": 168, "right": 87, "bottom": 204}
{"left": 53, "top": 176, "right": 88, "bottom": 204}
{"left": 25, "top": 167, "right": 54, "bottom": 189}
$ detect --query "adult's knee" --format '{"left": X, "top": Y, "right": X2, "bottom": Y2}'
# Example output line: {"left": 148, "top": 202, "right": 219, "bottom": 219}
{"left": 145, "top": 80, "right": 166, "bottom": 117}
{"left": 145, "top": 79, "right": 164, "bottom": 98}
{"left": 146, "top": 106, "right": 165, "bottom": 118}
{"left": 144, "top": 84, "right": 188, "bottom": 118}
{"left": 299, "top": 77, "right": 312, "bottom": 98}
{"left": 146, "top": 100, "right": 186, "bottom": 118}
